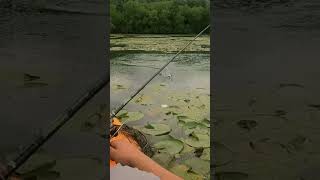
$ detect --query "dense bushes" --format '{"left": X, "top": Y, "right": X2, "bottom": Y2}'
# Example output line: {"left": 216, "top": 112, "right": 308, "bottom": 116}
{"left": 110, "top": 0, "right": 209, "bottom": 34}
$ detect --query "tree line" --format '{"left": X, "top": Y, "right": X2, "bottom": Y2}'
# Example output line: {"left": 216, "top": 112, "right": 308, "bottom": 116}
{"left": 110, "top": 0, "right": 210, "bottom": 34}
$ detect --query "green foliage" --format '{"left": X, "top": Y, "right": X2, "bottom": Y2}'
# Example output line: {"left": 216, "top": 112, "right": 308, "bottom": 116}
{"left": 110, "top": 0, "right": 209, "bottom": 34}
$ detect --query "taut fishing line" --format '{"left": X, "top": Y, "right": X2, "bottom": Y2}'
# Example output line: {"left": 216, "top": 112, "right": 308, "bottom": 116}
{"left": 109, "top": 25, "right": 210, "bottom": 138}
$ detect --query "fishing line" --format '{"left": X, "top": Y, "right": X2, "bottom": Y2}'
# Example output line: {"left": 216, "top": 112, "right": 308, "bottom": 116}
{"left": 110, "top": 25, "right": 210, "bottom": 138}
{"left": 2, "top": 74, "right": 109, "bottom": 179}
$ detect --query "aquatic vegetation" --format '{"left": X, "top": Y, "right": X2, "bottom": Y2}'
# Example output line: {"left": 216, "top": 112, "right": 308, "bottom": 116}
{"left": 111, "top": 85, "right": 210, "bottom": 179}
{"left": 200, "top": 148, "right": 210, "bottom": 161}
{"left": 111, "top": 84, "right": 127, "bottom": 91}
{"left": 52, "top": 158, "right": 104, "bottom": 179}
{"left": 236, "top": 120, "right": 258, "bottom": 131}
{"left": 184, "top": 157, "right": 210, "bottom": 176}
{"left": 185, "top": 133, "right": 210, "bottom": 148}
{"left": 138, "top": 123, "right": 171, "bottom": 136}
{"left": 215, "top": 171, "right": 249, "bottom": 180}
{"left": 111, "top": 35, "right": 210, "bottom": 179}
{"left": 21, "top": 161, "right": 60, "bottom": 180}
{"left": 152, "top": 152, "right": 174, "bottom": 169}
{"left": 119, "top": 111, "right": 144, "bottom": 123}
{"left": 278, "top": 83, "right": 304, "bottom": 89}
{"left": 170, "top": 164, "right": 203, "bottom": 180}
{"left": 17, "top": 151, "right": 105, "bottom": 179}
{"left": 110, "top": 34, "right": 209, "bottom": 53}
{"left": 154, "top": 138, "right": 184, "bottom": 155}
{"left": 213, "top": 142, "right": 233, "bottom": 167}
{"left": 307, "top": 104, "right": 320, "bottom": 110}
{"left": 21, "top": 72, "right": 49, "bottom": 88}
{"left": 23, "top": 82, "right": 48, "bottom": 88}
{"left": 112, "top": 85, "right": 210, "bottom": 179}
{"left": 24, "top": 73, "right": 41, "bottom": 81}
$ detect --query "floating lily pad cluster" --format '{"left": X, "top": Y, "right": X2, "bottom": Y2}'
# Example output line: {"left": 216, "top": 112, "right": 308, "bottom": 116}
{"left": 16, "top": 152, "right": 105, "bottom": 180}
{"left": 110, "top": 35, "right": 210, "bottom": 53}
{"left": 110, "top": 48, "right": 210, "bottom": 179}
{"left": 119, "top": 88, "right": 211, "bottom": 180}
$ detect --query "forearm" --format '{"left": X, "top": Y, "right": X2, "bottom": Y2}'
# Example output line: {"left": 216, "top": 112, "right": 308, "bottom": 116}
{"left": 131, "top": 152, "right": 182, "bottom": 180}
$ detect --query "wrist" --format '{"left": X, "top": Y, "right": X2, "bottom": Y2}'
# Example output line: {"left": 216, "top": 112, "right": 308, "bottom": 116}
{"left": 129, "top": 150, "right": 149, "bottom": 167}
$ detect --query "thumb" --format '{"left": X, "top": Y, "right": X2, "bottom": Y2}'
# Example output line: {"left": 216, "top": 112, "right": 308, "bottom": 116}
{"left": 110, "top": 139, "right": 123, "bottom": 148}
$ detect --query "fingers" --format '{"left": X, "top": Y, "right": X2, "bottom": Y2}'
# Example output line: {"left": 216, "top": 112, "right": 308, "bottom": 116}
{"left": 110, "top": 138, "right": 127, "bottom": 148}
{"left": 110, "top": 139, "right": 119, "bottom": 148}
{"left": 0, "top": 163, "right": 7, "bottom": 180}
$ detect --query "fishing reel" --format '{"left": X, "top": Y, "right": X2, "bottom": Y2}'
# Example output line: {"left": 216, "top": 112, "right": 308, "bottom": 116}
{"left": 109, "top": 117, "right": 122, "bottom": 138}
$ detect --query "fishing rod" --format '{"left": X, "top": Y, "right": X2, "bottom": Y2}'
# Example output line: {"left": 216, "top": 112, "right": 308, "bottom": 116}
{"left": 1, "top": 74, "right": 109, "bottom": 180}
{"left": 110, "top": 25, "right": 210, "bottom": 137}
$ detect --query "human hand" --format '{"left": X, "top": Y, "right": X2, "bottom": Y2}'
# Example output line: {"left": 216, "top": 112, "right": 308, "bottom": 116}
{"left": 110, "top": 139, "right": 145, "bottom": 167}
{"left": 0, "top": 163, "right": 20, "bottom": 180}
{"left": 110, "top": 139, "right": 183, "bottom": 180}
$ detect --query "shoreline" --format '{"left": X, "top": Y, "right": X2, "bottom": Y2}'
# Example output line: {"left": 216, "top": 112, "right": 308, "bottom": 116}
{"left": 110, "top": 34, "right": 210, "bottom": 53}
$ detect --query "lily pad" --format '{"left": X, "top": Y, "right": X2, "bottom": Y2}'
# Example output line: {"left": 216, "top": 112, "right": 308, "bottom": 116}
{"left": 115, "top": 84, "right": 126, "bottom": 89}
{"left": 152, "top": 152, "right": 173, "bottom": 168}
{"left": 80, "top": 121, "right": 96, "bottom": 131}
{"left": 185, "top": 132, "right": 210, "bottom": 148}
{"left": 170, "top": 164, "right": 203, "bottom": 180}
{"left": 139, "top": 123, "right": 171, "bottom": 136}
{"left": 168, "top": 105, "right": 180, "bottom": 109}
{"left": 185, "top": 110, "right": 209, "bottom": 121}
{"left": 180, "top": 143, "right": 195, "bottom": 154}
{"left": 20, "top": 161, "right": 57, "bottom": 179}
{"left": 183, "top": 122, "right": 201, "bottom": 129}
{"left": 184, "top": 157, "right": 210, "bottom": 175}
{"left": 53, "top": 158, "right": 104, "bottom": 180}
{"left": 165, "top": 111, "right": 178, "bottom": 116}
{"left": 215, "top": 172, "right": 248, "bottom": 180}
{"left": 201, "top": 118, "right": 210, "bottom": 127}
{"left": 236, "top": 120, "right": 257, "bottom": 131}
{"left": 111, "top": 84, "right": 127, "bottom": 91}
{"left": 23, "top": 82, "right": 48, "bottom": 88}
{"left": 134, "top": 94, "right": 153, "bottom": 105}
{"left": 154, "top": 138, "right": 184, "bottom": 155}
{"left": 249, "top": 139, "right": 287, "bottom": 154}
{"left": 18, "top": 153, "right": 56, "bottom": 173}
{"left": 213, "top": 141, "right": 233, "bottom": 167}
{"left": 149, "top": 134, "right": 173, "bottom": 143}
{"left": 116, "top": 110, "right": 128, "bottom": 117}
{"left": 120, "top": 111, "right": 144, "bottom": 122}
{"left": 287, "top": 135, "right": 307, "bottom": 152}
{"left": 177, "top": 116, "right": 195, "bottom": 123}
{"left": 22, "top": 170, "right": 60, "bottom": 180}
{"left": 200, "top": 148, "right": 210, "bottom": 161}
{"left": 182, "top": 123, "right": 209, "bottom": 136}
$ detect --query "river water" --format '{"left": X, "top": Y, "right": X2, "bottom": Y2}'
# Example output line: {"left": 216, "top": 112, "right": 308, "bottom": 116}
{"left": 0, "top": 7, "right": 107, "bottom": 180}
{"left": 213, "top": 0, "right": 320, "bottom": 179}
{"left": 110, "top": 52, "right": 210, "bottom": 179}
{"left": 111, "top": 53, "right": 210, "bottom": 126}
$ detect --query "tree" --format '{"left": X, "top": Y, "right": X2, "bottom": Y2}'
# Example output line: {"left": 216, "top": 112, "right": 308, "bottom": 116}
{"left": 110, "top": 0, "right": 210, "bottom": 34}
